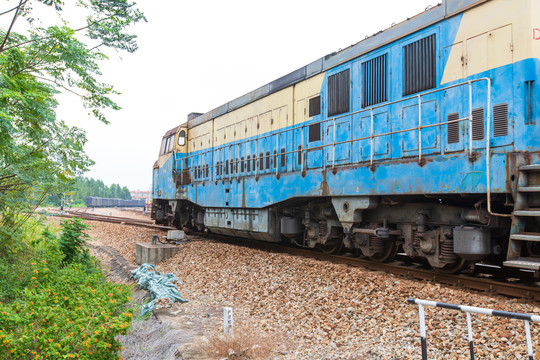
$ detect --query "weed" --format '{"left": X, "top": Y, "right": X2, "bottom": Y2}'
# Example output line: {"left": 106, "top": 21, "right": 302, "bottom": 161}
{"left": 200, "top": 323, "right": 288, "bottom": 360}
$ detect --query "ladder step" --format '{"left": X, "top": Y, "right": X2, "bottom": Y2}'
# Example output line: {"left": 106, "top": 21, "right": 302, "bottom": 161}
{"left": 503, "top": 259, "right": 540, "bottom": 270}
{"left": 519, "top": 164, "right": 540, "bottom": 171}
{"left": 510, "top": 233, "right": 540, "bottom": 242}
{"left": 518, "top": 186, "right": 540, "bottom": 192}
{"left": 514, "top": 210, "right": 540, "bottom": 217}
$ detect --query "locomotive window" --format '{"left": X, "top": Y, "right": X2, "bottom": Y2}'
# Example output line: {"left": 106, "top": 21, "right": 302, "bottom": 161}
{"left": 236, "top": 158, "right": 239, "bottom": 174}
{"left": 247, "top": 156, "right": 251, "bottom": 172}
{"left": 178, "top": 130, "right": 186, "bottom": 146}
{"left": 273, "top": 150, "right": 277, "bottom": 169}
{"left": 362, "top": 54, "right": 388, "bottom": 107}
{"left": 328, "top": 68, "right": 350, "bottom": 117}
{"left": 309, "top": 122, "right": 321, "bottom": 142}
{"left": 167, "top": 136, "right": 174, "bottom": 153}
{"left": 205, "top": 164, "right": 209, "bottom": 178}
{"left": 309, "top": 96, "right": 321, "bottom": 117}
{"left": 241, "top": 157, "right": 245, "bottom": 173}
{"left": 298, "top": 145, "right": 302, "bottom": 165}
{"left": 280, "top": 148, "right": 285, "bottom": 167}
{"left": 160, "top": 138, "right": 167, "bottom": 155}
{"left": 266, "top": 151, "right": 270, "bottom": 169}
{"left": 403, "top": 34, "right": 436, "bottom": 96}
{"left": 225, "top": 160, "right": 229, "bottom": 175}
{"left": 252, "top": 155, "right": 256, "bottom": 171}
{"left": 260, "top": 152, "right": 264, "bottom": 171}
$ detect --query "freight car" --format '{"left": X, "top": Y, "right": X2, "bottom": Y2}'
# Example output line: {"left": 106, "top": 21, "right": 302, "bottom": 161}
{"left": 152, "top": 0, "right": 540, "bottom": 273}
{"left": 85, "top": 197, "right": 145, "bottom": 208}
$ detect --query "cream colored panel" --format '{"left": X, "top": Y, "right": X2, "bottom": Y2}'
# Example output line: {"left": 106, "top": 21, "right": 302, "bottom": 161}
{"left": 271, "top": 108, "right": 280, "bottom": 131}
{"left": 466, "top": 33, "right": 488, "bottom": 76}
{"left": 226, "top": 125, "right": 234, "bottom": 143}
{"left": 259, "top": 111, "right": 272, "bottom": 135}
{"left": 246, "top": 116, "right": 257, "bottom": 138}
{"left": 215, "top": 128, "right": 225, "bottom": 146}
{"left": 234, "top": 120, "right": 245, "bottom": 140}
{"left": 442, "top": 0, "right": 530, "bottom": 84}
{"left": 296, "top": 99, "right": 306, "bottom": 125}
{"left": 533, "top": 0, "right": 540, "bottom": 59}
{"left": 443, "top": 42, "right": 464, "bottom": 82}
{"left": 275, "top": 105, "right": 288, "bottom": 129}
{"left": 487, "top": 25, "right": 513, "bottom": 69}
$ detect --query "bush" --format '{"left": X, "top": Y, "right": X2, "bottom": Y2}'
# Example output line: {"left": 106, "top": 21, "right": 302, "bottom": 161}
{"left": 0, "top": 218, "right": 133, "bottom": 359}
{"left": 58, "top": 218, "right": 91, "bottom": 266}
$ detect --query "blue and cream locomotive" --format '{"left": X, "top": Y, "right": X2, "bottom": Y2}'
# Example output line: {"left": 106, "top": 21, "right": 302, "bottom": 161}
{"left": 152, "top": 0, "right": 540, "bottom": 272}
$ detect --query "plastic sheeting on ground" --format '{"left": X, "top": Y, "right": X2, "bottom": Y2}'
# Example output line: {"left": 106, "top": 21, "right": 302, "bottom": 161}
{"left": 131, "top": 263, "right": 189, "bottom": 316}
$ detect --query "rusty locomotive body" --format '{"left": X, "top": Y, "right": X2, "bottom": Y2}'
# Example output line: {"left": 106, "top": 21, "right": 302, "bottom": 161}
{"left": 152, "top": 0, "right": 540, "bottom": 272}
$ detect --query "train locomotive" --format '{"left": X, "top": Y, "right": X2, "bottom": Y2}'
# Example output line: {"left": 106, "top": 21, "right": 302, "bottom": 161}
{"left": 152, "top": 0, "right": 540, "bottom": 273}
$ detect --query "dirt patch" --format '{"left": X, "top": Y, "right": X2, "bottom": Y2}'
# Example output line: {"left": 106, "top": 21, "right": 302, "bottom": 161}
{"left": 88, "top": 237, "right": 209, "bottom": 360}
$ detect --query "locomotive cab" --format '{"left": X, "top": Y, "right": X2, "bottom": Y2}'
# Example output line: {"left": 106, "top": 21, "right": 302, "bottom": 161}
{"left": 151, "top": 124, "right": 187, "bottom": 225}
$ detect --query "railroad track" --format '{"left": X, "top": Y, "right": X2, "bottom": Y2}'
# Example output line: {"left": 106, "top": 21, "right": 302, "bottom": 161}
{"left": 55, "top": 211, "right": 540, "bottom": 301}
{"left": 57, "top": 209, "right": 176, "bottom": 231}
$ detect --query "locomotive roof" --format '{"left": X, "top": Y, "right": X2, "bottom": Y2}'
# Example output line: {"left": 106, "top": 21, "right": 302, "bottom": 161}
{"left": 163, "top": 125, "right": 180, "bottom": 138}
{"left": 187, "top": 0, "right": 489, "bottom": 129}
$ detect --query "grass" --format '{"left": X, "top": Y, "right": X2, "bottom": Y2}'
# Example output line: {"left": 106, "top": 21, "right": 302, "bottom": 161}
{"left": 199, "top": 323, "right": 288, "bottom": 360}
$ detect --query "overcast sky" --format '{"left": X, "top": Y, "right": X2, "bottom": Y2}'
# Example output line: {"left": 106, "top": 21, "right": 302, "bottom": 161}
{"left": 5, "top": 0, "right": 440, "bottom": 191}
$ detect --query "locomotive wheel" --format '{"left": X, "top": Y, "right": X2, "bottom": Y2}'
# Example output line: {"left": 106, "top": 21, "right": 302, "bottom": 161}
{"left": 437, "top": 258, "right": 468, "bottom": 274}
{"left": 317, "top": 238, "right": 343, "bottom": 254}
{"left": 369, "top": 240, "right": 397, "bottom": 263}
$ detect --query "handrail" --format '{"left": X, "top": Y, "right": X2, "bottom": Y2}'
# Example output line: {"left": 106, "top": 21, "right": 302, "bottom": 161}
{"left": 408, "top": 298, "right": 539, "bottom": 360}
{"left": 174, "top": 77, "right": 504, "bottom": 216}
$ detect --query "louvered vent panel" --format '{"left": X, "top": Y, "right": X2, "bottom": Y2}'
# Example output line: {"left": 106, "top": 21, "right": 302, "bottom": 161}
{"left": 403, "top": 34, "right": 436, "bottom": 96}
{"left": 472, "top": 108, "right": 484, "bottom": 141}
{"left": 447, "top": 113, "right": 460, "bottom": 144}
{"left": 328, "top": 69, "right": 350, "bottom": 117}
{"left": 493, "top": 103, "right": 508, "bottom": 137}
{"left": 362, "top": 54, "right": 388, "bottom": 107}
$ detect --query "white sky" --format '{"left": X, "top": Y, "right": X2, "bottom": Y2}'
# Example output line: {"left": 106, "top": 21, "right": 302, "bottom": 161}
{"left": 3, "top": 0, "right": 440, "bottom": 191}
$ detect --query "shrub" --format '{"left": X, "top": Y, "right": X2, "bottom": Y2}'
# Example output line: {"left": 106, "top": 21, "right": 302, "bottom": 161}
{"left": 58, "top": 218, "right": 92, "bottom": 266}
{"left": 0, "top": 218, "right": 133, "bottom": 359}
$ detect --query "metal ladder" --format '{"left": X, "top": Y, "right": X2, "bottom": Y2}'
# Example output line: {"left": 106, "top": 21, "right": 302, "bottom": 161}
{"left": 504, "top": 163, "right": 540, "bottom": 270}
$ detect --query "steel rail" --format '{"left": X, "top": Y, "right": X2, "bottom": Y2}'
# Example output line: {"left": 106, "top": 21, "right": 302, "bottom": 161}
{"left": 57, "top": 211, "right": 175, "bottom": 231}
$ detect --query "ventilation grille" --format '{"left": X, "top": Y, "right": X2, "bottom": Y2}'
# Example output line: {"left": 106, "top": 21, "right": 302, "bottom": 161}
{"left": 493, "top": 103, "right": 508, "bottom": 137}
{"left": 403, "top": 34, "right": 436, "bottom": 96}
{"left": 362, "top": 54, "right": 387, "bottom": 107}
{"left": 447, "top": 113, "right": 460, "bottom": 144}
{"left": 472, "top": 108, "right": 484, "bottom": 141}
{"left": 328, "top": 69, "right": 350, "bottom": 117}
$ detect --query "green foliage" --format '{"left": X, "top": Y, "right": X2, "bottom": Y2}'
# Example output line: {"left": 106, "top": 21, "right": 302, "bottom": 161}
{"left": 0, "top": 218, "right": 134, "bottom": 359}
{"left": 46, "top": 177, "right": 132, "bottom": 206}
{"left": 0, "top": 0, "right": 145, "bottom": 250}
{"left": 58, "top": 218, "right": 91, "bottom": 266}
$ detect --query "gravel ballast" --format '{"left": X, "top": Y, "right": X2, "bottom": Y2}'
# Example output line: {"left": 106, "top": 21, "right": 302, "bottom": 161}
{"left": 85, "top": 220, "right": 540, "bottom": 359}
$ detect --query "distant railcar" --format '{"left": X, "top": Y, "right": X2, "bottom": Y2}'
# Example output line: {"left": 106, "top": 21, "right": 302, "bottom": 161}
{"left": 85, "top": 197, "right": 144, "bottom": 208}
{"left": 152, "top": 0, "right": 540, "bottom": 273}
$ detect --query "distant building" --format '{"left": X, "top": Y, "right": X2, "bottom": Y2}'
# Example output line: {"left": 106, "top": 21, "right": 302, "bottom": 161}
{"left": 130, "top": 190, "right": 151, "bottom": 201}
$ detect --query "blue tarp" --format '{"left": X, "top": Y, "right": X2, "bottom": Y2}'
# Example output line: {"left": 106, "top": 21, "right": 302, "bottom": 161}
{"left": 131, "top": 263, "right": 189, "bottom": 316}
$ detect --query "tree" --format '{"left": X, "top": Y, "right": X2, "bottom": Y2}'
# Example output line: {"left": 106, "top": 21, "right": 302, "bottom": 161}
{"left": 0, "top": 0, "right": 145, "bottom": 255}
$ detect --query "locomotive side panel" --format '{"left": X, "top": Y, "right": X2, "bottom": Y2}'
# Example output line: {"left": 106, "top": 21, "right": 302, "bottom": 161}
{"left": 158, "top": 0, "right": 540, "bottom": 270}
